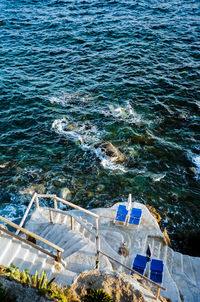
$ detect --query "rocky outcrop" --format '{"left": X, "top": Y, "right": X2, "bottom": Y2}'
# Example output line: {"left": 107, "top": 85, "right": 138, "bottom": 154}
{"left": 146, "top": 205, "right": 161, "bottom": 224}
{"left": 69, "top": 270, "right": 170, "bottom": 302}
{"left": 97, "top": 142, "right": 126, "bottom": 163}
{"left": 60, "top": 187, "right": 72, "bottom": 200}
{"left": 0, "top": 275, "right": 53, "bottom": 302}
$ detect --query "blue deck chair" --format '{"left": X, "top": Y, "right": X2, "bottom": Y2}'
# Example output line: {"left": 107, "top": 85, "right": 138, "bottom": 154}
{"left": 114, "top": 204, "right": 128, "bottom": 225}
{"left": 150, "top": 259, "right": 164, "bottom": 283}
{"left": 130, "top": 254, "right": 148, "bottom": 275}
{"left": 128, "top": 208, "right": 142, "bottom": 226}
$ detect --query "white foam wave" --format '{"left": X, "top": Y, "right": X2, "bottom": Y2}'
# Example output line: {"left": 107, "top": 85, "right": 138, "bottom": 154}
{"left": 52, "top": 119, "right": 127, "bottom": 173}
{"left": 94, "top": 147, "right": 127, "bottom": 172}
{"left": 52, "top": 118, "right": 101, "bottom": 146}
{"left": 192, "top": 155, "right": 200, "bottom": 179}
{"left": 151, "top": 173, "right": 166, "bottom": 182}
{"left": 107, "top": 101, "right": 142, "bottom": 124}
{"left": 50, "top": 93, "right": 91, "bottom": 106}
{"left": 0, "top": 202, "right": 27, "bottom": 221}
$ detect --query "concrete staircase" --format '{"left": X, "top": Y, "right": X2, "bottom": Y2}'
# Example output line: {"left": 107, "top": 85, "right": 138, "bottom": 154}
{"left": 0, "top": 231, "right": 77, "bottom": 284}
{"left": 0, "top": 208, "right": 111, "bottom": 286}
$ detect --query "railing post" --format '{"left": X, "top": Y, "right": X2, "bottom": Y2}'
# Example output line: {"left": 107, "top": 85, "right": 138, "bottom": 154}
{"left": 95, "top": 217, "right": 99, "bottom": 234}
{"left": 35, "top": 194, "right": 39, "bottom": 208}
{"left": 155, "top": 287, "right": 160, "bottom": 301}
{"left": 16, "top": 192, "right": 37, "bottom": 235}
{"left": 96, "top": 235, "right": 100, "bottom": 270}
{"left": 71, "top": 216, "right": 74, "bottom": 231}
{"left": 49, "top": 210, "right": 54, "bottom": 224}
{"left": 57, "top": 251, "right": 61, "bottom": 263}
{"left": 54, "top": 198, "right": 58, "bottom": 209}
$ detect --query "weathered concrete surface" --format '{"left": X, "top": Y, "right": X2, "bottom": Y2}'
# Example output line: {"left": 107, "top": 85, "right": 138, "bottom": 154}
{"left": 1, "top": 201, "right": 200, "bottom": 302}
{"left": 71, "top": 202, "right": 200, "bottom": 302}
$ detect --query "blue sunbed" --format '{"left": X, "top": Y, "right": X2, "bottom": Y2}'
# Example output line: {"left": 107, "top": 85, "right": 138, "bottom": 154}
{"left": 130, "top": 254, "right": 148, "bottom": 275}
{"left": 150, "top": 259, "right": 164, "bottom": 283}
{"left": 128, "top": 208, "right": 142, "bottom": 226}
{"left": 114, "top": 204, "right": 128, "bottom": 225}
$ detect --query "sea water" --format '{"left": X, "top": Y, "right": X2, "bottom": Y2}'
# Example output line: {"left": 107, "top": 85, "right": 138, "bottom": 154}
{"left": 0, "top": 0, "right": 199, "bottom": 255}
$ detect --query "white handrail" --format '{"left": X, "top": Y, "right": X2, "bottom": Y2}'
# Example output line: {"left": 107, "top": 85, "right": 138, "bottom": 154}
{"left": 53, "top": 196, "right": 99, "bottom": 219}
{"left": 16, "top": 192, "right": 37, "bottom": 235}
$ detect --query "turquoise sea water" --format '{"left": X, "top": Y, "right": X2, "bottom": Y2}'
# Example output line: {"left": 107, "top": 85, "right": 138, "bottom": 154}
{"left": 0, "top": 0, "right": 200, "bottom": 255}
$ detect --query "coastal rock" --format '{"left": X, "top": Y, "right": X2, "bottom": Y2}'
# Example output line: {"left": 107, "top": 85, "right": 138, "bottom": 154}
{"left": 96, "top": 142, "right": 126, "bottom": 163}
{"left": 146, "top": 205, "right": 161, "bottom": 224}
{"left": 0, "top": 275, "right": 52, "bottom": 302}
{"left": 22, "top": 184, "right": 46, "bottom": 195}
{"left": 69, "top": 270, "right": 169, "bottom": 302}
{"left": 131, "top": 133, "right": 154, "bottom": 146}
{"left": 162, "top": 228, "right": 171, "bottom": 247}
{"left": 0, "top": 162, "right": 15, "bottom": 169}
{"left": 96, "top": 184, "right": 105, "bottom": 192}
{"left": 60, "top": 187, "right": 72, "bottom": 200}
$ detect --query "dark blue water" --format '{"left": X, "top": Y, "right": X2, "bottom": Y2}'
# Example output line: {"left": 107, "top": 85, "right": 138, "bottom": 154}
{"left": 0, "top": 0, "right": 200, "bottom": 255}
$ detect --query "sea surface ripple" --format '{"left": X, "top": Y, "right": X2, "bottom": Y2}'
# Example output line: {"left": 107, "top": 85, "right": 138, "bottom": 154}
{"left": 0, "top": 0, "right": 200, "bottom": 255}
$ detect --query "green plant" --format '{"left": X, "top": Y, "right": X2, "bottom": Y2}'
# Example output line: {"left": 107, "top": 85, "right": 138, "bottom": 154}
{"left": 2, "top": 264, "right": 70, "bottom": 302}
{"left": 83, "top": 288, "right": 113, "bottom": 302}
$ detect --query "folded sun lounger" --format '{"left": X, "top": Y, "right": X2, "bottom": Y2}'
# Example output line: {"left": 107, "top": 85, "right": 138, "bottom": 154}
{"left": 128, "top": 208, "right": 142, "bottom": 226}
{"left": 113, "top": 204, "right": 128, "bottom": 225}
{"left": 150, "top": 259, "right": 164, "bottom": 283}
{"left": 130, "top": 254, "right": 148, "bottom": 275}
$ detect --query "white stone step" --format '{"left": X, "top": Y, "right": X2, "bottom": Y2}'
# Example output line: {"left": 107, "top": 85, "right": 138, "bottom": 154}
{"left": 18, "top": 248, "right": 40, "bottom": 272}
{"left": 183, "top": 254, "right": 197, "bottom": 286}
{"left": 0, "top": 234, "right": 13, "bottom": 264}
{"left": 151, "top": 239, "right": 162, "bottom": 259}
{"left": 53, "top": 269, "right": 77, "bottom": 286}
{"left": 66, "top": 240, "right": 111, "bottom": 274}
{"left": 36, "top": 224, "right": 69, "bottom": 251}
{"left": 0, "top": 238, "right": 22, "bottom": 267}
{"left": 159, "top": 243, "right": 168, "bottom": 264}
{"left": 12, "top": 242, "right": 32, "bottom": 269}
{"left": 63, "top": 238, "right": 87, "bottom": 259}
{"left": 29, "top": 251, "right": 49, "bottom": 275}
{"left": 190, "top": 256, "right": 200, "bottom": 288}
{"left": 25, "top": 221, "right": 50, "bottom": 237}
{"left": 172, "top": 270, "right": 200, "bottom": 302}
{"left": 166, "top": 247, "right": 174, "bottom": 274}
{"left": 172, "top": 252, "right": 183, "bottom": 275}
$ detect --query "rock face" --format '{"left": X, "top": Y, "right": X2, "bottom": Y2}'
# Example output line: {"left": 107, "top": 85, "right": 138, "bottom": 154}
{"left": 69, "top": 270, "right": 169, "bottom": 302}
{"left": 146, "top": 205, "right": 161, "bottom": 224}
{"left": 0, "top": 275, "right": 52, "bottom": 302}
{"left": 97, "top": 142, "right": 126, "bottom": 163}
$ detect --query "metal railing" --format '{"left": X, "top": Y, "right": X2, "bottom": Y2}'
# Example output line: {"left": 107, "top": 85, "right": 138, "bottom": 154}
{"left": 97, "top": 250, "right": 166, "bottom": 301}
{"left": 0, "top": 215, "right": 64, "bottom": 262}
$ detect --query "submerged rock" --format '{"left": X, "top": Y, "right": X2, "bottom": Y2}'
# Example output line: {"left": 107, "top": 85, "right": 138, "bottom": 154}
{"left": 60, "top": 187, "right": 72, "bottom": 200}
{"left": 96, "top": 142, "right": 126, "bottom": 163}
{"left": 0, "top": 162, "right": 15, "bottom": 169}
{"left": 22, "top": 184, "right": 46, "bottom": 195}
